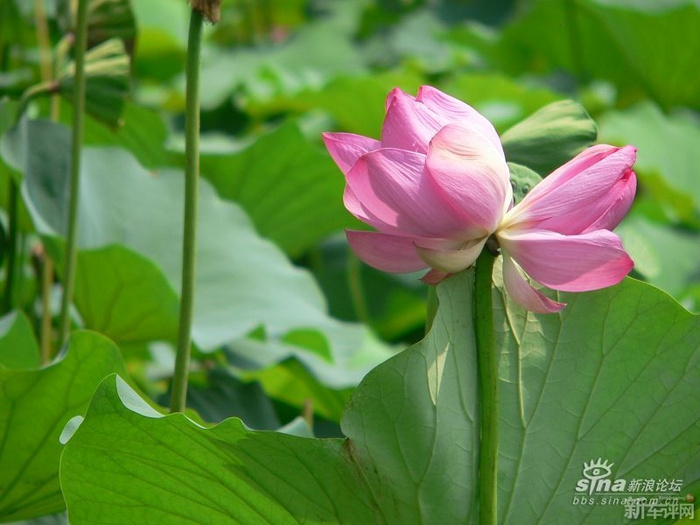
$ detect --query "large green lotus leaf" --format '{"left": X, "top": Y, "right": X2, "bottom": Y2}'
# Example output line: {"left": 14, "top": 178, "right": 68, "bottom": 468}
{"left": 61, "top": 269, "right": 700, "bottom": 523}
{"left": 14, "top": 127, "right": 390, "bottom": 385}
{"left": 60, "top": 374, "right": 380, "bottom": 523}
{"left": 0, "top": 331, "right": 128, "bottom": 522}
{"left": 0, "top": 119, "right": 71, "bottom": 236}
{"left": 175, "top": 367, "right": 281, "bottom": 429}
{"left": 2, "top": 120, "right": 178, "bottom": 347}
{"left": 59, "top": 270, "right": 479, "bottom": 523}
{"left": 57, "top": 99, "right": 173, "bottom": 169}
{"left": 0, "top": 100, "right": 19, "bottom": 138}
{"left": 0, "top": 311, "right": 40, "bottom": 369}
{"left": 617, "top": 212, "right": 700, "bottom": 312}
{"left": 5, "top": 109, "right": 171, "bottom": 232}
{"left": 72, "top": 109, "right": 340, "bottom": 255}
{"left": 55, "top": 101, "right": 172, "bottom": 168}
{"left": 494, "top": 268, "right": 700, "bottom": 522}
{"left": 43, "top": 241, "right": 180, "bottom": 345}
{"left": 498, "top": 0, "right": 700, "bottom": 109}
{"left": 200, "top": 122, "right": 351, "bottom": 257}
{"left": 77, "top": 102, "right": 171, "bottom": 169}
{"left": 6, "top": 120, "right": 388, "bottom": 386}
{"left": 599, "top": 102, "right": 700, "bottom": 225}
{"left": 501, "top": 100, "right": 597, "bottom": 175}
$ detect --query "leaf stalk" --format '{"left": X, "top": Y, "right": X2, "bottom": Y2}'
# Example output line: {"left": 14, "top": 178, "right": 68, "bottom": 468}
{"left": 170, "top": 9, "right": 204, "bottom": 414}
{"left": 57, "top": 0, "right": 89, "bottom": 346}
{"left": 1, "top": 180, "right": 18, "bottom": 314}
{"left": 474, "top": 250, "right": 498, "bottom": 524}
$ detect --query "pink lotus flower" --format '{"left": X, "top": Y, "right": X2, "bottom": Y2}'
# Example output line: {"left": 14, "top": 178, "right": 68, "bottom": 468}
{"left": 323, "top": 86, "right": 512, "bottom": 284}
{"left": 495, "top": 144, "right": 636, "bottom": 312}
{"left": 323, "top": 86, "right": 636, "bottom": 313}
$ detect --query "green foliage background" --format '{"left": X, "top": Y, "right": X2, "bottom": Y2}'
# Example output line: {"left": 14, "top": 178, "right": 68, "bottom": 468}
{"left": 0, "top": 0, "right": 698, "bottom": 523}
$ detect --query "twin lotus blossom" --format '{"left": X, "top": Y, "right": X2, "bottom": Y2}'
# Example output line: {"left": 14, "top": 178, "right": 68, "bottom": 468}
{"left": 322, "top": 86, "right": 636, "bottom": 313}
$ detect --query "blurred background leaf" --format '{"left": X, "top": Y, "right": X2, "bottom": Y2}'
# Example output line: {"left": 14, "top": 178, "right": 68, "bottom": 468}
{"left": 0, "top": 3, "right": 698, "bottom": 521}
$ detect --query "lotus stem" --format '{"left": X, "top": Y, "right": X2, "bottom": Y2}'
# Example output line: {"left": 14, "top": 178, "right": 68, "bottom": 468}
{"left": 41, "top": 254, "right": 54, "bottom": 364}
{"left": 2, "top": 180, "right": 18, "bottom": 314}
{"left": 170, "top": 8, "right": 204, "bottom": 414}
{"left": 34, "top": 0, "right": 53, "bottom": 82}
{"left": 474, "top": 249, "right": 498, "bottom": 525}
{"left": 347, "top": 252, "right": 370, "bottom": 326}
{"left": 57, "top": 0, "right": 89, "bottom": 346}
{"left": 34, "top": 0, "right": 58, "bottom": 361}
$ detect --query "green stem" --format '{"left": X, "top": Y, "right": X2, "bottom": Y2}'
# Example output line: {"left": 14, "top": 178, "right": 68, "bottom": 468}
{"left": 474, "top": 249, "right": 498, "bottom": 525}
{"left": 0, "top": 23, "right": 15, "bottom": 316}
{"left": 170, "top": 9, "right": 204, "bottom": 414}
{"left": 57, "top": 0, "right": 89, "bottom": 346}
{"left": 34, "top": 0, "right": 56, "bottom": 360}
{"left": 2, "top": 180, "right": 18, "bottom": 314}
{"left": 40, "top": 255, "right": 54, "bottom": 364}
{"left": 347, "top": 252, "right": 369, "bottom": 325}
{"left": 34, "top": 0, "right": 53, "bottom": 83}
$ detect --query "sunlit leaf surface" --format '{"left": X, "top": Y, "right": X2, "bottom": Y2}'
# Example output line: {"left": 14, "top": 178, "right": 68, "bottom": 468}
{"left": 61, "top": 273, "right": 700, "bottom": 523}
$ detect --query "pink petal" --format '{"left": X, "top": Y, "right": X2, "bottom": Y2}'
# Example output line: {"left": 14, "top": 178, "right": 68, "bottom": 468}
{"left": 414, "top": 238, "right": 487, "bottom": 273}
{"left": 502, "top": 255, "right": 565, "bottom": 313}
{"left": 343, "top": 185, "right": 393, "bottom": 233}
{"left": 498, "top": 229, "right": 634, "bottom": 292}
{"left": 381, "top": 88, "right": 445, "bottom": 153}
{"left": 426, "top": 123, "right": 512, "bottom": 233}
{"left": 346, "top": 148, "right": 476, "bottom": 238}
{"left": 345, "top": 230, "right": 427, "bottom": 273}
{"left": 322, "top": 132, "right": 381, "bottom": 174}
{"left": 505, "top": 145, "right": 637, "bottom": 234}
{"left": 416, "top": 85, "right": 504, "bottom": 156}
{"left": 384, "top": 86, "right": 406, "bottom": 113}
{"left": 583, "top": 169, "right": 637, "bottom": 232}
{"left": 530, "top": 144, "right": 621, "bottom": 194}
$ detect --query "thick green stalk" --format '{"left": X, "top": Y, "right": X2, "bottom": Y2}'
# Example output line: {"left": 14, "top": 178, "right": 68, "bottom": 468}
{"left": 347, "top": 252, "right": 369, "bottom": 325}
{"left": 170, "top": 9, "right": 204, "bottom": 414}
{"left": 34, "top": 0, "right": 53, "bottom": 82}
{"left": 2, "top": 180, "right": 18, "bottom": 314}
{"left": 40, "top": 256, "right": 53, "bottom": 364}
{"left": 57, "top": 0, "right": 89, "bottom": 346}
{"left": 1, "top": 34, "right": 15, "bottom": 315}
{"left": 35, "top": 0, "right": 57, "bottom": 361}
{"left": 474, "top": 249, "right": 498, "bottom": 525}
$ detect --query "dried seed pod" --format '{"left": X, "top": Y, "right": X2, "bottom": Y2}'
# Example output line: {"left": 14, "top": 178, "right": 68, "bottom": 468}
{"left": 188, "top": 0, "right": 221, "bottom": 24}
